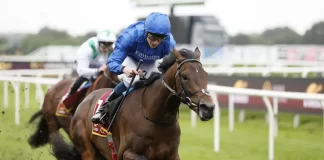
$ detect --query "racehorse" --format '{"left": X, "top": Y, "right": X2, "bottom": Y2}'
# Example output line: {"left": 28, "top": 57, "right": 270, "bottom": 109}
{"left": 51, "top": 47, "right": 215, "bottom": 160}
{"left": 27, "top": 67, "right": 120, "bottom": 149}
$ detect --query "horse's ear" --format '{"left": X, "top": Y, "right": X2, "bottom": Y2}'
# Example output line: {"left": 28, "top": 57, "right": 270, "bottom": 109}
{"left": 195, "top": 47, "right": 201, "bottom": 60}
{"left": 171, "top": 48, "right": 183, "bottom": 60}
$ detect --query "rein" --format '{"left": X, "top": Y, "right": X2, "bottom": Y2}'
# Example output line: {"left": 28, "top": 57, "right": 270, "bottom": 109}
{"left": 102, "top": 71, "right": 119, "bottom": 85}
{"left": 140, "top": 58, "right": 210, "bottom": 125}
{"left": 140, "top": 86, "right": 179, "bottom": 125}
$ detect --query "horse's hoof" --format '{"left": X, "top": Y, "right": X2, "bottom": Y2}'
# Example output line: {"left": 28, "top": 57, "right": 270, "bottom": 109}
{"left": 135, "top": 155, "right": 147, "bottom": 160}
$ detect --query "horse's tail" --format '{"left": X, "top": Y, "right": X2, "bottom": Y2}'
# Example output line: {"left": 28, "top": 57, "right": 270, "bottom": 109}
{"left": 28, "top": 109, "right": 42, "bottom": 123}
{"left": 28, "top": 110, "right": 50, "bottom": 148}
{"left": 50, "top": 132, "right": 81, "bottom": 160}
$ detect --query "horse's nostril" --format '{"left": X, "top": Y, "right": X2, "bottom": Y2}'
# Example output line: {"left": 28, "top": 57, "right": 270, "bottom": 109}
{"left": 200, "top": 103, "right": 215, "bottom": 111}
{"left": 200, "top": 104, "right": 208, "bottom": 110}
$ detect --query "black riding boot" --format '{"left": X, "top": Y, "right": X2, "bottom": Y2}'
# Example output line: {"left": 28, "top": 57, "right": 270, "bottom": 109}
{"left": 91, "top": 90, "right": 120, "bottom": 123}
{"left": 71, "top": 76, "right": 88, "bottom": 93}
{"left": 62, "top": 76, "right": 88, "bottom": 100}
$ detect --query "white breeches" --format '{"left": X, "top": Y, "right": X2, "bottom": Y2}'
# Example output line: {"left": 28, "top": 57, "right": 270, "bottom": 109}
{"left": 121, "top": 56, "right": 161, "bottom": 87}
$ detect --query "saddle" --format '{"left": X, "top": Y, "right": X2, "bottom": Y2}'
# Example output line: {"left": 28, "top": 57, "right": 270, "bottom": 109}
{"left": 56, "top": 79, "right": 94, "bottom": 117}
{"left": 100, "top": 73, "right": 161, "bottom": 125}
{"left": 62, "top": 81, "right": 92, "bottom": 105}
{"left": 102, "top": 95, "right": 124, "bottom": 125}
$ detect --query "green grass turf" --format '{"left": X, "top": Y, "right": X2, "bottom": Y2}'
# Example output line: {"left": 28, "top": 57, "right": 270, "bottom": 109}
{"left": 0, "top": 82, "right": 323, "bottom": 160}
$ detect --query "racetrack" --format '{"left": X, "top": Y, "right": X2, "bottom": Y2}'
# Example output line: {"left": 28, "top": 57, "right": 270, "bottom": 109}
{"left": 0, "top": 83, "right": 323, "bottom": 160}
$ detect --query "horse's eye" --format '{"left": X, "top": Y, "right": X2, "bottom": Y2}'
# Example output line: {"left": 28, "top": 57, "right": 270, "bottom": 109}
{"left": 182, "top": 75, "right": 189, "bottom": 81}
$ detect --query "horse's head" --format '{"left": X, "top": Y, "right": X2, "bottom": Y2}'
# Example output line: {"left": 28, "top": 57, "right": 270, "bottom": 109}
{"left": 161, "top": 47, "right": 215, "bottom": 121}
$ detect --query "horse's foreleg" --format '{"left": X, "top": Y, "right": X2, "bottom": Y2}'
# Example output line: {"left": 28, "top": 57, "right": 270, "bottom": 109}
{"left": 91, "top": 136, "right": 113, "bottom": 160}
{"left": 123, "top": 149, "right": 147, "bottom": 160}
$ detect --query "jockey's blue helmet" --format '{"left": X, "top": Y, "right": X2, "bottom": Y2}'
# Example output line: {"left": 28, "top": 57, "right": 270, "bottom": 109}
{"left": 144, "top": 12, "right": 171, "bottom": 36}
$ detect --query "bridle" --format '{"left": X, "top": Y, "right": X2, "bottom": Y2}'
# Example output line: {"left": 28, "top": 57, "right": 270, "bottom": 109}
{"left": 140, "top": 58, "right": 211, "bottom": 125}
{"left": 162, "top": 59, "right": 211, "bottom": 108}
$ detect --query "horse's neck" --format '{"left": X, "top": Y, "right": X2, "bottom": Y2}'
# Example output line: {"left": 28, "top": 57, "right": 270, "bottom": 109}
{"left": 97, "top": 75, "right": 111, "bottom": 88}
{"left": 142, "top": 65, "right": 181, "bottom": 123}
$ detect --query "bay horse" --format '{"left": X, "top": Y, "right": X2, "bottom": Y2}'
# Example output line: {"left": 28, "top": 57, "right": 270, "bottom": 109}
{"left": 51, "top": 47, "right": 215, "bottom": 160}
{"left": 27, "top": 67, "right": 120, "bottom": 149}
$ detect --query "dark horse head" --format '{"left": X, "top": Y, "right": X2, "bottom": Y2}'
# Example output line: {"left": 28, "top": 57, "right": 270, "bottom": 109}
{"left": 158, "top": 47, "right": 215, "bottom": 121}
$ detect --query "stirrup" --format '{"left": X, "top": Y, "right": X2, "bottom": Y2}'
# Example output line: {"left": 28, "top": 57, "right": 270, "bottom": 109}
{"left": 91, "top": 112, "right": 103, "bottom": 122}
{"left": 92, "top": 113, "right": 106, "bottom": 124}
{"left": 91, "top": 104, "right": 106, "bottom": 121}
{"left": 98, "top": 111, "right": 109, "bottom": 124}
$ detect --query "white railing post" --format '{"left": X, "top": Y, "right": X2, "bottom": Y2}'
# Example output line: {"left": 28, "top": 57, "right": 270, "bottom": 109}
{"left": 272, "top": 97, "right": 278, "bottom": 137}
{"left": 36, "top": 84, "right": 44, "bottom": 108}
{"left": 12, "top": 82, "right": 20, "bottom": 125}
{"left": 190, "top": 110, "right": 196, "bottom": 128}
{"left": 212, "top": 92, "right": 220, "bottom": 152}
{"left": 228, "top": 94, "right": 234, "bottom": 132}
{"left": 321, "top": 101, "right": 324, "bottom": 140}
{"left": 293, "top": 114, "right": 300, "bottom": 129}
{"left": 24, "top": 82, "right": 30, "bottom": 108}
{"left": 238, "top": 109, "right": 245, "bottom": 123}
{"left": 262, "top": 96, "right": 275, "bottom": 160}
{"left": 3, "top": 81, "right": 8, "bottom": 108}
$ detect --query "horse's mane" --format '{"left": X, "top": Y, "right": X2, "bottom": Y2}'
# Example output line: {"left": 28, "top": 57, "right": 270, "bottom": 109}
{"left": 158, "top": 48, "right": 196, "bottom": 74}
{"left": 133, "top": 48, "right": 196, "bottom": 90}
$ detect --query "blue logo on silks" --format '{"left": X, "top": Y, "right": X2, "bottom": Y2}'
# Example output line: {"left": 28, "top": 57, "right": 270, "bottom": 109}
{"left": 201, "top": 46, "right": 224, "bottom": 61}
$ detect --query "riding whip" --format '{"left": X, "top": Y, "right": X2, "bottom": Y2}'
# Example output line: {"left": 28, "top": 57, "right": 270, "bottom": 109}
{"left": 106, "top": 59, "right": 144, "bottom": 131}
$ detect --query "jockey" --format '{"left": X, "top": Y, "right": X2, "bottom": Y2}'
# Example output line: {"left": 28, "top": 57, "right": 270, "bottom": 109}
{"left": 91, "top": 12, "right": 176, "bottom": 123}
{"left": 62, "top": 30, "right": 117, "bottom": 101}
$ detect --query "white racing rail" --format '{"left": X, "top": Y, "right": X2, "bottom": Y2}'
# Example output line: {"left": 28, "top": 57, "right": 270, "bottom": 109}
{"left": 189, "top": 84, "right": 324, "bottom": 160}
{"left": 204, "top": 66, "right": 324, "bottom": 77}
{"left": 1, "top": 66, "right": 323, "bottom": 78}
{"left": 0, "top": 69, "right": 73, "bottom": 78}
{"left": 1, "top": 74, "right": 123, "bottom": 126}
{"left": 2, "top": 76, "right": 324, "bottom": 160}
{"left": 1, "top": 76, "right": 62, "bottom": 125}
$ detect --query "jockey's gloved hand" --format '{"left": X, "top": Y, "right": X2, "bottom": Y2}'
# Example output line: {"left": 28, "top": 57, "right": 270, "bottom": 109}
{"left": 97, "top": 64, "right": 107, "bottom": 75}
{"left": 122, "top": 66, "right": 140, "bottom": 77}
